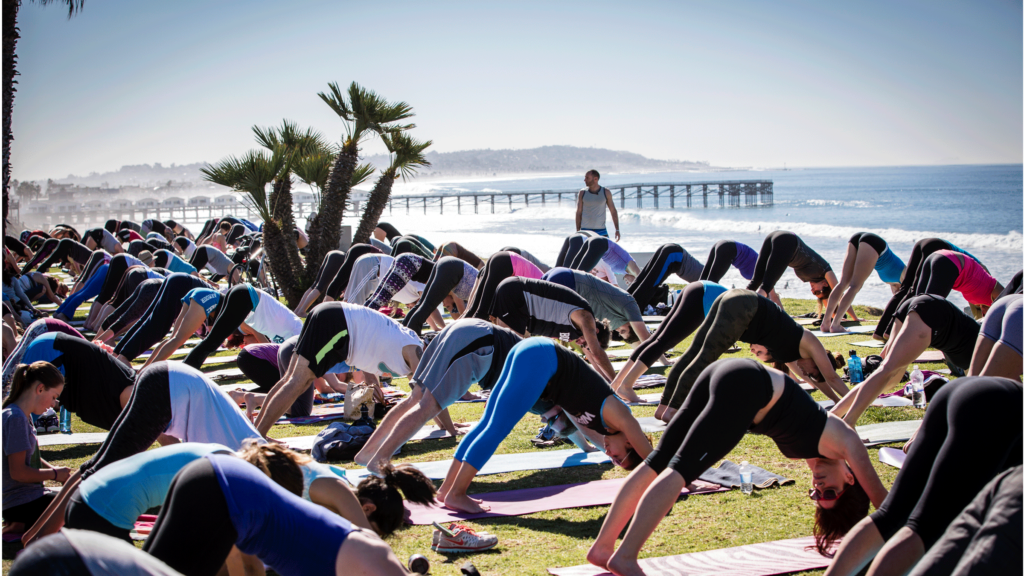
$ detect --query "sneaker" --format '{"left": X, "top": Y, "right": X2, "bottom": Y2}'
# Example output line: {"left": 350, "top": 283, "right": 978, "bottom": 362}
{"left": 431, "top": 522, "right": 497, "bottom": 553}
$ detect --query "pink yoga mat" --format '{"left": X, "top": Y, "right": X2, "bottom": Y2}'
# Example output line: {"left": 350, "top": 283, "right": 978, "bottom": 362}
{"left": 548, "top": 536, "right": 831, "bottom": 576}
{"left": 405, "top": 478, "right": 728, "bottom": 525}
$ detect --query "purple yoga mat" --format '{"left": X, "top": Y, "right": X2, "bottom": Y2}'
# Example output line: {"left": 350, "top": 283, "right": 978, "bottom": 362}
{"left": 405, "top": 478, "right": 728, "bottom": 525}
{"left": 548, "top": 536, "right": 832, "bottom": 576}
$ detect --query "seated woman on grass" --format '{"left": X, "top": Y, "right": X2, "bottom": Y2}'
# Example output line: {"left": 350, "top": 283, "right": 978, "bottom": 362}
{"left": 821, "top": 232, "right": 905, "bottom": 333}
{"left": 437, "top": 337, "right": 653, "bottom": 514}
{"left": 588, "top": 358, "right": 888, "bottom": 576}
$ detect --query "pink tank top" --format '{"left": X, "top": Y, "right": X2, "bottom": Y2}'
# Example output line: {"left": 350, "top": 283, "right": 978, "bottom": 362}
{"left": 939, "top": 250, "right": 997, "bottom": 305}
{"left": 509, "top": 253, "right": 543, "bottom": 279}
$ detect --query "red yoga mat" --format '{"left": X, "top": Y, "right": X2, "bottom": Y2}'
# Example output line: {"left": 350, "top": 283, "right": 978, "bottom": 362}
{"left": 547, "top": 536, "right": 832, "bottom": 576}
{"left": 405, "top": 478, "right": 728, "bottom": 525}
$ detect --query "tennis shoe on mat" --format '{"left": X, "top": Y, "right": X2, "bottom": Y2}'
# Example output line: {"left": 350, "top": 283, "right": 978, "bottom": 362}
{"left": 431, "top": 522, "right": 497, "bottom": 553}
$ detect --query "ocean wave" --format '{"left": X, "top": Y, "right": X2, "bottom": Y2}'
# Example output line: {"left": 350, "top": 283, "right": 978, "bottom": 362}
{"left": 773, "top": 199, "right": 879, "bottom": 208}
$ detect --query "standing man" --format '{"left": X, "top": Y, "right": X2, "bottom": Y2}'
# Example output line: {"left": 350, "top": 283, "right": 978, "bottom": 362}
{"left": 575, "top": 170, "right": 621, "bottom": 241}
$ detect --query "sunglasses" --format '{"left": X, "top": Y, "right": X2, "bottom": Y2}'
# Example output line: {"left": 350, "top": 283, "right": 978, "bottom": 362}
{"left": 808, "top": 487, "right": 845, "bottom": 502}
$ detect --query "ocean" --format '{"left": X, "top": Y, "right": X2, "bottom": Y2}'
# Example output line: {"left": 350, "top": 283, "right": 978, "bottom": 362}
{"left": 366, "top": 164, "right": 1023, "bottom": 308}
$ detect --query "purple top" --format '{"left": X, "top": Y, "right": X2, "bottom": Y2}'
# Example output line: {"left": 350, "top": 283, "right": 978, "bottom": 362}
{"left": 244, "top": 343, "right": 280, "bottom": 370}
{"left": 733, "top": 242, "right": 758, "bottom": 280}
{"left": 601, "top": 241, "right": 635, "bottom": 274}
{"left": 43, "top": 318, "right": 85, "bottom": 339}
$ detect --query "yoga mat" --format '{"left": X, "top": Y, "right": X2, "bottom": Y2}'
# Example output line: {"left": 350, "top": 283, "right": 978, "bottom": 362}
{"left": 605, "top": 348, "right": 635, "bottom": 359}
{"left": 808, "top": 325, "right": 877, "bottom": 337}
{"left": 37, "top": 432, "right": 110, "bottom": 447}
{"left": 223, "top": 382, "right": 261, "bottom": 391}
{"left": 633, "top": 374, "right": 667, "bottom": 389}
{"left": 878, "top": 447, "right": 907, "bottom": 469}
{"left": 637, "top": 416, "right": 668, "bottom": 433}
{"left": 817, "top": 396, "right": 913, "bottom": 409}
{"left": 851, "top": 340, "right": 885, "bottom": 348}
{"left": 856, "top": 420, "right": 921, "bottom": 446}
{"left": 347, "top": 448, "right": 615, "bottom": 481}
{"left": 548, "top": 536, "right": 830, "bottom": 576}
{"left": 406, "top": 478, "right": 728, "bottom": 525}
{"left": 284, "top": 421, "right": 481, "bottom": 451}
{"left": 642, "top": 315, "right": 666, "bottom": 323}
{"left": 205, "top": 368, "right": 245, "bottom": 381}
{"left": 914, "top": 350, "right": 945, "bottom": 363}
{"left": 628, "top": 393, "right": 661, "bottom": 406}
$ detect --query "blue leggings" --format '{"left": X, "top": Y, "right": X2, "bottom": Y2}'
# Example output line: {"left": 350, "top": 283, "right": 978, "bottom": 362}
{"left": 56, "top": 264, "right": 108, "bottom": 318}
{"left": 454, "top": 338, "right": 557, "bottom": 470}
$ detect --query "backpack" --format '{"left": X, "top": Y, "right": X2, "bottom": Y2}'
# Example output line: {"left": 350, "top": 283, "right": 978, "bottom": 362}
{"left": 311, "top": 406, "right": 376, "bottom": 463}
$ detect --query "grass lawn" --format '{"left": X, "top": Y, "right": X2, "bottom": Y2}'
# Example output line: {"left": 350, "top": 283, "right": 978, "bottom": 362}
{"left": 6, "top": 296, "right": 945, "bottom": 575}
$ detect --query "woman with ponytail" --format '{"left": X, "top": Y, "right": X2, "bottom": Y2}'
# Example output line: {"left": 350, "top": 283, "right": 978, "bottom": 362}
{"left": 3, "top": 362, "right": 71, "bottom": 530}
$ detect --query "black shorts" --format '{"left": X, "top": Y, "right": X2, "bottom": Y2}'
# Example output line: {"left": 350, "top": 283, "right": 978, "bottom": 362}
{"left": 295, "top": 303, "right": 350, "bottom": 379}
{"left": 849, "top": 232, "right": 887, "bottom": 254}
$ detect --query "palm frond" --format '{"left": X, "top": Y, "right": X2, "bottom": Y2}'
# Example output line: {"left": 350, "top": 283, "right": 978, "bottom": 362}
{"left": 351, "top": 163, "right": 376, "bottom": 188}
{"left": 38, "top": 0, "right": 86, "bottom": 18}
{"left": 201, "top": 150, "right": 283, "bottom": 222}
{"left": 317, "top": 82, "right": 353, "bottom": 120}
{"left": 390, "top": 134, "right": 433, "bottom": 181}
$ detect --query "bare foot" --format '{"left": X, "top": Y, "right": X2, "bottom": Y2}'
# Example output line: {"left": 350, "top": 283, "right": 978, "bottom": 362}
{"left": 586, "top": 541, "right": 614, "bottom": 569}
{"left": 608, "top": 551, "right": 646, "bottom": 576}
{"left": 353, "top": 449, "right": 373, "bottom": 467}
{"left": 617, "top": 387, "right": 643, "bottom": 404}
{"left": 829, "top": 323, "right": 849, "bottom": 334}
{"left": 443, "top": 493, "right": 490, "bottom": 514}
{"left": 243, "top": 392, "right": 258, "bottom": 422}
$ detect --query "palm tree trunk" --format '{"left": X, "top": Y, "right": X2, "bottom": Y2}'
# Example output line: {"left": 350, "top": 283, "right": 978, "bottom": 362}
{"left": 259, "top": 219, "right": 304, "bottom": 306}
{"left": 305, "top": 147, "right": 356, "bottom": 282}
{"left": 353, "top": 171, "right": 396, "bottom": 245}
{"left": 264, "top": 176, "right": 304, "bottom": 306}
{"left": 269, "top": 176, "right": 306, "bottom": 287}
{"left": 2, "top": 0, "right": 21, "bottom": 231}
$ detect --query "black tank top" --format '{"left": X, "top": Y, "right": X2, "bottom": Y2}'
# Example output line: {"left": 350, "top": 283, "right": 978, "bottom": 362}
{"left": 542, "top": 345, "right": 616, "bottom": 435}
{"left": 749, "top": 374, "right": 827, "bottom": 459}
{"left": 739, "top": 296, "right": 805, "bottom": 363}
{"left": 789, "top": 237, "right": 832, "bottom": 283}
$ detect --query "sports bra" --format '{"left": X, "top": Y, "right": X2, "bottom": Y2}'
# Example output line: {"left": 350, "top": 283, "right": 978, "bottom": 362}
{"left": 748, "top": 365, "right": 827, "bottom": 459}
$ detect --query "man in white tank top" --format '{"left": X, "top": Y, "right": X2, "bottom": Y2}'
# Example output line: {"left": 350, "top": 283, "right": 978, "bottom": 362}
{"left": 575, "top": 169, "right": 621, "bottom": 241}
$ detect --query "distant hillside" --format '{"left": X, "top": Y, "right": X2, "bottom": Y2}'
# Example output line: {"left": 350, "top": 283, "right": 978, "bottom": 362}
{"left": 362, "top": 145, "right": 715, "bottom": 178}
{"left": 52, "top": 162, "right": 211, "bottom": 188}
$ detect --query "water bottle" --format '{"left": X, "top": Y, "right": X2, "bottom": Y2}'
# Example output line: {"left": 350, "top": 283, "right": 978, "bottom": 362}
{"left": 910, "top": 366, "right": 926, "bottom": 409}
{"left": 847, "top": 350, "right": 863, "bottom": 384}
{"left": 59, "top": 406, "right": 72, "bottom": 434}
{"left": 739, "top": 461, "right": 753, "bottom": 495}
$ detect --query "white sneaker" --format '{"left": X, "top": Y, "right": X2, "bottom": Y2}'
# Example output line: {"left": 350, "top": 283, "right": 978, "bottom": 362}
{"left": 431, "top": 522, "right": 497, "bottom": 553}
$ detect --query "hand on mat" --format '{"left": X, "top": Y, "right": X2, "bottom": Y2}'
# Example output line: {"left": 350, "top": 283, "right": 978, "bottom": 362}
{"left": 902, "top": 427, "right": 920, "bottom": 454}
{"left": 453, "top": 422, "right": 473, "bottom": 435}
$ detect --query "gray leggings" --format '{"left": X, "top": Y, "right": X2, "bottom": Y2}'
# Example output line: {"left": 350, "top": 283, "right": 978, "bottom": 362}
{"left": 404, "top": 256, "right": 467, "bottom": 335}
{"left": 101, "top": 279, "right": 163, "bottom": 333}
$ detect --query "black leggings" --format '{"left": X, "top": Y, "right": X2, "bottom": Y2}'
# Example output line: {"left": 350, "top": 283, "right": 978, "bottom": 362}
{"left": 104, "top": 219, "right": 120, "bottom": 233}
{"left": 570, "top": 236, "right": 609, "bottom": 272}
{"left": 312, "top": 250, "right": 347, "bottom": 293}
{"left": 4, "top": 235, "right": 29, "bottom": 258}
{"left": 631, "top": 282, "right": 706, "bottom": 366}
{"left": 629, "top": 243, "right": 687, "bottom": 310}
{"left": 647, "top": 358, "right": 773, "bottom": 480}
{"left": 226, "top": 223, "right": 248, "bottom": 246}
{"left": 1, "top": 492, "right": 55, "bottom": 526}
{"left": 700, "top": 240, "right": 738, "bottom": 283}
{"left": 127, "top": 239, "right": 158, "bottom": 257}
{"left": 21, "top": 238, "right": 58, "bottom": 274}
{"left": 79, "top": 364, "right": 172, "bottom": 480}
{"left": 144, "top": 458, "right": 238, "bottom": 576}
{"left": 102, "top": 279, "right": 162, "bottom": 333}
{"left": 106, "top": 267, "right": 148, "bottom": 307}
{"left": 189, "top": 246, "right": 213, "bottom": 275}
{"left": 466, "top": 252, "right": 515, "bottom": 319}
{"left": 77, "top": 251, "right": 108, "bottom": 285}
{"left": 65, "top": 493, "right": 133, "bottom": 543}
{"left": 746, "top": 231, "right": 800, "bottom": 294}
{"left": 113, "top": 274, "right": 206, "bottom": 360}
{"left": 7, "top": 531, "right": 91, "bottom": 576}
{"left": 913, "top": 252, "right": 961, "bottom": 300}
{"left": 870, "top": 377, "right": 1022, "bottom": 548}
{"left": 325, "top": 243, "right": 381, "bottom": 299}
{"left": 95, "top": 254, "right": 135, "bottom": 304}
{"left": 391, "top": 237, "right": 432, "bottom": 259}
{"left": 404, "top": 256, "right": 468, "bottom": 335}
{"left": 270, "top": 337, "right": 315, "bottom": 416}
{"left": 555, "top": 233, "right": 587, "bottom": 268}
{"left": 849, "top": 232, "right": 886, "bottom": 254}
{"left": 876, "top": 238, "right": 953, "bottom": 338}
{"left": 118, "top": 220, "right": 142, "bottom": 233}
{"left": 183, "top": 284, "right": 255, "bottom": 369}
{"left": 36, "top": 239, "right": 93, "bottom": 273}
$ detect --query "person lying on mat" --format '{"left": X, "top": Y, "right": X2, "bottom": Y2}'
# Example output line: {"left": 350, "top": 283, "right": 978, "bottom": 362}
{"left": 354, "top": 318, "right": 523, "bottom": 475}
{"left": 824, "top": 376, "right": 1022, "bottom": 576}
{"left": 821, "top": 233, "right": 906, "bottom": 333}
{"left": 111, "top": 273, "right": 213, "bottom": 365}
{"left": 588, "top": 358, "right": 888, "bottom": 576}
{"left": 252, "top": 301, "right": 423, "bottom": 437}
{"left": 656, "top": 289, "right": 850, "bottom": 422}
{"left": 875, "top": 237, "right": 984, "bottom": 339}
{"left": 10, "top": 272, "right": 67, "bottom": 306}
{"left": 22, "top": 361, "right": 264, "bottom": 547}
{"left": 432, "top": 241, "right": 485, "bottom": 269}
{"left": 747, "top": 230, "right": 856, "bottom": 318}
{"left": 401, "top": 256, "right": 479, "bottom": 335}
{"left": 628, "top": 243, "right": 705, "bottom": 311}
{"left": 968, "top": 293, "right": 1022, "bottom": 380}
{"left": 832, "top": 294, "right": 981, "bottom": 425}
{"left": 437, "top": 337, "right": 654, "bottom": 514}
{"left": 144, "top": 453, "right": 409, "bottom": 576}
{"left": 610, "top": 281, "right": 728, "bottom": 402}
{"left": 295, "top": 249, "right": 346, "bottom": 316}
{"left": 463, "top": 250, "right": 544, "bottom": 320}
{"left": 488, "top": 276, "right": 618, "bottom": 382}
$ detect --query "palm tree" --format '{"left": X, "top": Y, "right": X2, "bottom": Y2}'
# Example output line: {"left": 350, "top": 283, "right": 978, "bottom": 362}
{"left": 305, "top": 81, "right": 414, "bottom": 277}
{"left": 292, "top": 153, "right": 374, "bottom": 237}
{"left": 3, "top": 0, "right": 85, "bottom": 230}
{"left": 353, "top": 132, "right": 432, "bottom": 244}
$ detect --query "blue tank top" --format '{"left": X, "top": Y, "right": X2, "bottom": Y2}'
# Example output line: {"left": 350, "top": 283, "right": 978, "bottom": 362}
{"left": 21, "top": 333, "right": 63, "bottom": 375}
{"left": 165, "top": 253, "right": 197, "bottom": 275}
{"left": 206, "top": 454, "right": 356, "bottom": 576}
{"left": 542, "top": 267, "right": 577, "bottom": 291}
{"left": 873, "top": 247, "right": 906, "bottom": 284}
{"left": 181, "top": 288, "right": 221, "bottom": 315}
{"left": 700, "top": 281, "right": 728, "bottom": 315}
{"left": 732, "top": 242, "right": 758, "bottom": 280}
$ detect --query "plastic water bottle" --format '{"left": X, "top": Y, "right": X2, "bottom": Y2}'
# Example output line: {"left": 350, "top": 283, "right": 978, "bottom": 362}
{"left": 739, "top": 461, "right": 753, "bottom": 495}
{"left": 910, "top": 366, "right": 926, "bottom": 409}
{"left": 59, "top": 406, "right": 72, "bottom": 434}
{"left": 847, "top": 350, "right": 863, "bottom": 384}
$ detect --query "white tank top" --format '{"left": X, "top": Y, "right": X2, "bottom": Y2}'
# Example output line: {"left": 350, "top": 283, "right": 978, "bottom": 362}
{"left": 246, "top": 288, "right": 302, "bottom": 344}
{"left": 341, "top": 303, "right": 421, "bottom": 376}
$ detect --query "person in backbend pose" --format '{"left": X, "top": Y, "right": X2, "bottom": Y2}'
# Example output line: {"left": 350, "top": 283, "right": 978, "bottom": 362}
{"left": 588, "top": 358, "right": 888, "bottom": 576}
{"left": 576, "top": 169, "right": 621, "bottom": 240}
{"left": 438, "top": 337, "right": 653, "bottom": 514}
{"left": 821, "top": 232, "right": 906, "bottom": 333}
{"left": 656, "top": 289, "right": 850, "bottom": 422}
{"left": 747, "top": 230, "right": 856, "bottom": 318}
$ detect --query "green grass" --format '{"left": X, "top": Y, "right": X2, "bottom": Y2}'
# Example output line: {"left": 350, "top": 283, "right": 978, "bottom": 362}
{"left": 7, "top": 297, "right": 945, "bottom": 575}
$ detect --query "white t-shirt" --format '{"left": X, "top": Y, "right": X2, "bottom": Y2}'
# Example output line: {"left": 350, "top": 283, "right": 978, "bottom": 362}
{"left": 341, "top": 303, "right": 421, "bottom": 376}
{"left": 165, "top": 362, "right": 264, "bottom": 447}
{"left": 246, "top": 288, "right": 302, "bottom": 344}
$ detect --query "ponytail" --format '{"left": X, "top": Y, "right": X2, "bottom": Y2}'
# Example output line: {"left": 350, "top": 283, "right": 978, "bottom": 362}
{"left": 236, "top": 440, "right": 308, "bottom": 497}
{"left": 3, "top": 362, "right": 64, "bottom": 408}
{"left": 356, "top": 463, "right": 436, "bottom": 536}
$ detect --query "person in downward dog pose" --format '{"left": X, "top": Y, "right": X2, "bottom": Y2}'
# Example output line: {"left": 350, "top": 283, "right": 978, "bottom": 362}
{"left": 657, "top": 289, "right": 849, "bottom": 422}
{"left": 82, "top": 228, "right": 124, "bottom": 255}
{"left": 588, "top": 358, "right": 888, "bottom": 576}
{"left": 464, "top": 250, "right": 543, "bottom": 319}
{"left": 821, "top": 232, "right": 905, "bottom": 333}
{"left": 627, "top": 243, "right": 705, "bottom": 311}
{"left": 432, "top": 241, "right": 484, "bottom": 269}
{"left": 489, "top": 276, "right": 618, "bottom": 382}
{"left": 824, "top": 376, "right": 1021, "bottom": 576}
{"left": 499, "top": 246, "right": 550, "bottom": 273}
{"left": 968, "top": 293, "right": 1022, "bottom": 380}
{"left": 355, "top": 318, "right": 522, "bottom": 475}
{"left": 112, "top": 273, "right": 213, "bottom": 364}
{"left": 907, "top": 250, "right": 1003, "bottom": 312}
{"left": 402, "top": 256, "right": 479, "bottom": 335}
{"left": 747, "top": 230, "right": 855, "bottom": 318}
{"left": 294, "top": 249, "right": 346, "bottom": 316}
{"left": 322, "top": 243, "right": 383, "bottom": 302}
{"left": 2, "top": 319, "right": 82, "bottom": 397}
{"left": 252, "top": 302, "right": 424, "bottom": 437}
{"left": 438, "top": 338, "right": 653, "bottom": 514}
{"left": 610, "top": 280, "right": 728, "bottom": 402}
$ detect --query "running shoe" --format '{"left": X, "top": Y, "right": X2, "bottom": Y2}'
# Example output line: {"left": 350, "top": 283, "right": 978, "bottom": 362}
{"left": 431, "top": 522, "right": 497, "bottom": 553}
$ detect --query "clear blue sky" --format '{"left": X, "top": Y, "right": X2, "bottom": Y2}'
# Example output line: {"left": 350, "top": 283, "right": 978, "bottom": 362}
{"left": 11, "top": 0, "right": 1022, "bottom": 180}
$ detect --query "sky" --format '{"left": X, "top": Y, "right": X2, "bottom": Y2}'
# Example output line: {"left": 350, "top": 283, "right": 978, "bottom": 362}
{"left": 10, "top": 0, "right": 1023, "bottom": 181}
